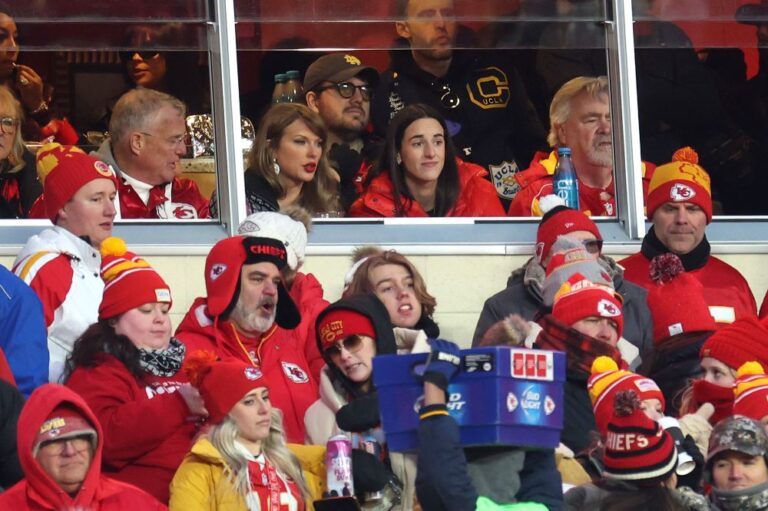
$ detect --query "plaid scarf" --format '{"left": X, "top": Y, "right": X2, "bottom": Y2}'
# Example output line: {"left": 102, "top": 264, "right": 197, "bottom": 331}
{"left": 535, "top": 314, "right": 625, "bottom": 377}
{"left": 138, "top": 337, "right": 186, "bottom": 377}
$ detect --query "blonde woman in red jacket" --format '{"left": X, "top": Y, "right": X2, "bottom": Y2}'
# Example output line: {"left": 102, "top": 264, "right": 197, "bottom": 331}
{"left": 349, "top": 104, "right": 504, "bottom": 217}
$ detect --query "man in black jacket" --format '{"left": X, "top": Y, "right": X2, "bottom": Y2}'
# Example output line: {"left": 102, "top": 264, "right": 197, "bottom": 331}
{"left": 372, "top": 0, "right": 547, "bottom": 207}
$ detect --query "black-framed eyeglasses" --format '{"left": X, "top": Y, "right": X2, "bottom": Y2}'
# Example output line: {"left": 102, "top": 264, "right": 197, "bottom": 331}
{"left": 582, "top": 239, "right": 604, "bottom": 254}
{"left": 0, "top": 116, "right": 18, "bottom": 135}
{"left": 316, "top": 82, "right": 372, "bottom": 101}
{"left": 324, "top": 336, "right": 364, "bottom": 359}
{"left": 431, "top": 80, "right": 460, "bottom": 109}
{"left": 120, "top": 50, "right": 161, "bottom": 62}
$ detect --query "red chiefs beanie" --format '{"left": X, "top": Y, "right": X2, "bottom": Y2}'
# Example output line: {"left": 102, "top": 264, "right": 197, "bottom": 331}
{"left": 317, "top": 309, "right": 376, "bottom": 351}
{"left": 98, "top": 237, "right": 171, "bottom": 320}
{"left": 536, "top": 205, "right": 602, "bottom": 265}
{"left": 552, "top": 273, "right": 624, "bottom": 338}
{"left": 733, "top": 361, "right": 768, "bottom": 421}
{"left": 603, "top": 390, "right": 677, "bottom": 483}
{"left": 588, "top": 356, "right": 665, "bottom": 435}
{"left": 700, "top": 316, "right": 768, "bottom": 370}
{"left": 36, "top": 142, "right": 117, "bottom": 222}
{"left": 646, "top": 253, "right": 716, "bottom": 345}
{"left": 646, "top": 147, "right": 712, "bottom": 223}
{"left": 184, "top": 351, "right": 267, "bottom": 424}
{"left": 204, "top": 236, "right": 300, "bottom": 329}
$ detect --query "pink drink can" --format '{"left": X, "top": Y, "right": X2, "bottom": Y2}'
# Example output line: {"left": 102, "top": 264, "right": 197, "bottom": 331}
{"left": 326, "top": 434, "right": 354, "bottom": 497}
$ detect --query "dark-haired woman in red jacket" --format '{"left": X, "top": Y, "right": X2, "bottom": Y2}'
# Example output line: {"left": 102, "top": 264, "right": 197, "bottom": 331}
{"left": 349, "top": 103, "right": 504, "bottom": 217}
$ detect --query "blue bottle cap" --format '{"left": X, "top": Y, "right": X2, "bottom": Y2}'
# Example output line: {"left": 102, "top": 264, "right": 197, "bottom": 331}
{"left": 557, "top": 147, "right": 571, "bottom": 156}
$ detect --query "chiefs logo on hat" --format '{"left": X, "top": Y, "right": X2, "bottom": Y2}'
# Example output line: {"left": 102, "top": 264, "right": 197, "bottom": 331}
{"left": 209, "top": 263, "right": 227, "bottom": 281}
{"left": 670, "top": 183, "right": 696, "bottom": 202}
{"left": 598, "top": 299, "right": 621, "bottom": 317}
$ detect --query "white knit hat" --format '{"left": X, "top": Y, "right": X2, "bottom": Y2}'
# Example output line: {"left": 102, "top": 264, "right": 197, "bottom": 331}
{"left": 237, "top": 212, "right": 307, "bottom": 270}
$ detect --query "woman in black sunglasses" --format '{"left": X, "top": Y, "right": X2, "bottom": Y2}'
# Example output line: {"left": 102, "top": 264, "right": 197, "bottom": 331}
{"left": 348, "top": 103, "right": 504, "bottom": 218}
{"left": 306, "top": 293, "right": 418, "bottom": 509}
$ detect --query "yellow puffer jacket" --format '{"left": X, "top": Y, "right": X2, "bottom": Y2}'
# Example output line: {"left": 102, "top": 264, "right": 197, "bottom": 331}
{"left": 169, "top": 438, "right": 326, "bottom": 510}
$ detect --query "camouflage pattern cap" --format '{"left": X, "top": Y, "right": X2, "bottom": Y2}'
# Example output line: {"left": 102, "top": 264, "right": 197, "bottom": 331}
{"left": 707, "top": 416, "right": 768, "bottom": 464}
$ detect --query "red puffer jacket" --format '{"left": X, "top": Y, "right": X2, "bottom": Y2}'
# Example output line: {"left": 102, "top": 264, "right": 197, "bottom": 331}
{"left": 348, "top": 158, "right": 505, "bottom": 217}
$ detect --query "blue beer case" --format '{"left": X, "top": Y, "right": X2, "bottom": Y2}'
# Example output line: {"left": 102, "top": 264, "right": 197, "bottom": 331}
{"left": 372, "top": 347, "right": 565, "bottom": 452}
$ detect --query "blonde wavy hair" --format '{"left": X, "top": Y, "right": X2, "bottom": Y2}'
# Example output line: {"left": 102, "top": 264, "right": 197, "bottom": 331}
{"left": 208, "top": 408, "right": 310, "bottom": 504}
{"left": 547, "top": 76, "right": 609, "bottom": 148}
{"left": 249, "top": 103, "right": 340, "bottom": 215}
{"left": 0, "top": 85, "right": 26, "bottom": 174}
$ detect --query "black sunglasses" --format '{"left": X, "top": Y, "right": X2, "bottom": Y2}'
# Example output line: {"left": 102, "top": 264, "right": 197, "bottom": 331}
{"left": 582, "top": 239, "right": 604, "bottom": 254}
{"left": 316, "top": 82, "right": 372, "bottom": 101}
{"left": 431, "top": 80, "right": 460, "bottom": 109}
{"left": 324, "top": 336, "right": 364, "bottom": 358}
{"left": 120, "top": 50, "right": 161, "bottom": 61}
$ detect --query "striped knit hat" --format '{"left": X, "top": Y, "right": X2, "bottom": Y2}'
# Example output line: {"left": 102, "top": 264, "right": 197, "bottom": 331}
{"left": 646, "top": 146, "right": 712, "bottom": 222}
{"left": 733, "top": 361, "right": 768, "bottom": 421}
{"left": 588, "top": 356, "right": 665, "bottom": 435}
{"left": 99, "top": 237, "right": 171, "bottom": 319}
{"left": 603, "top": 390, "right": 677, "bottom": 484}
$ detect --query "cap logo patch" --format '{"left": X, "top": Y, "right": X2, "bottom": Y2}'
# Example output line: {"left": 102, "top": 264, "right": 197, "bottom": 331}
{"left": 564, "top": 222, "right": 575, "bottom": 228}
{"left": 40, "top": 417, "right": 66, "bottom": 435}
{"left": 239, "top": 221, "right": 260, "bottom": 234}
{"left": 210, "top": 263, "right": 227, "bottom": 281}
{"left": 320, "top": 319, "right": 344, "bottom": 345}
{"left": 282, "top": 362, "right": 309, "bottom": 384}
{"left": 94, "top": 160, "right": 113, "bottom": 177}
{"left": 634, "top": 379, "right": 660, "bottom": 393}
{"left": 670, "top": 183, "right": 696, "bottom": 202}
{"left": 344, "top": 54, "right": 361, "bottom": 66}
{"left": 597, "top": 299, "right": 621, "bottom": 317}
{"left": 155, "top": 288, "right": 171, "bottom": 302}
{"left": 667, "top": 322, "right": 684, "bottom": 336}
{"left": 244, "top": 367, "right": 263, "bottom": 380}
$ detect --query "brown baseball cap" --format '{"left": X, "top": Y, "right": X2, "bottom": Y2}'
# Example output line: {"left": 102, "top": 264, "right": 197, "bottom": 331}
{"left": 303, "top": 53, "right": 380, "bottom": 94}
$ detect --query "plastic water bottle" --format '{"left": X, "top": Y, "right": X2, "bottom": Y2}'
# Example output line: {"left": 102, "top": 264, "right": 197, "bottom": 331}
{"left": 284, "top": 70, "right": 304, "bottom": 103}
{"left": 271, "top": 73, "right": 287, "bottom": 104}
{"left": 553, "top": 146, "right": 579, "bottom": 210}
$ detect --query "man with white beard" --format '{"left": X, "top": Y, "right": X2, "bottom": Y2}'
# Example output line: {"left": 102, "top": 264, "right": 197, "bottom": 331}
{"left": 508, "top": 76, "right": 656, "bottom": 217}
{"left": 175, "top": 236, "right": 319, "bottom": 443}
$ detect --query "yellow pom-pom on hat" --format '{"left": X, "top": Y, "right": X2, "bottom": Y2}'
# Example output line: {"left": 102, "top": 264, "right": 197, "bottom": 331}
{"left": 99, "top": 237, "right": 128, "bottom": 258}
{"left": 591, "top": 356, "right": 619, "bottom": 375}
{"left": 646, "top": 146, "right": 712, "bottom": 223}
{"left": 733, "top": 361, "right": 768, "bottom": 420}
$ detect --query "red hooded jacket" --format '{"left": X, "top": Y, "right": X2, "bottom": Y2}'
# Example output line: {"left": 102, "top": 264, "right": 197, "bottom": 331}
{"left": 348, "top": 158, "right": 505, "bottom": 217}
{"left": 175, "top": 297, "right": 320, "bottom": 444}
{"left": 0, "top": 384, "right": 165, "bottom": 510}
{"left": 289, "top": 272, "right": 329, "bottom": 382}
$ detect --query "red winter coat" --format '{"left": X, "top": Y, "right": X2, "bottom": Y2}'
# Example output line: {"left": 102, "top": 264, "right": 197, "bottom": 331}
{"left": 175, "top": 297, "right": 320, "bottom": 444}
{"left": 289, "top": 272, "right": 329, "bottom": 382}
{"left": 348, "top": 158, "right": 505, "bottom": 217}
{"left": 66, "top": 355, "right": 198, "bottom": 503}
{"left": 508, "top": 151, "right": 656, "bottom": 217}
{"left": 0, "top": 384, "right": 165, "bottom": 510}
{"left": 621, "top": 252, "right": 757, "bottom": 326}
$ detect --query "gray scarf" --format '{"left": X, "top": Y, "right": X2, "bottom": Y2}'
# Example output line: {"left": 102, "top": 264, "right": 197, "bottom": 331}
{"left": 711, "top": 480, "right": 768, "bottom": 511}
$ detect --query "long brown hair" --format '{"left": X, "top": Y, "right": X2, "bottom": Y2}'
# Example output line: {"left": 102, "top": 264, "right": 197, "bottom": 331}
{"left": 248, "top": 103, "right": 340, "bottom": 215}
{"left": 343, "top": 249, "right": 436, "bottom": 316}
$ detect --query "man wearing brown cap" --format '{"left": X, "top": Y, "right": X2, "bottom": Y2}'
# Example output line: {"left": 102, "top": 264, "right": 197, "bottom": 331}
{"left": 0, "top": 384, "right": 162, "bottom": 509}
{"left": 304, "top": 53, "right": 380, "bottom": 208}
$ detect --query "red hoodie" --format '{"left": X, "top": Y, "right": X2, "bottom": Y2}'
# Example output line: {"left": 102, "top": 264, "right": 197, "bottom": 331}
{"left": 175, "top": 297, "right": 320, "bottom": 444}
{"left": 289, "top": 272, "right": 329, "bottom": 382}
{"left": 0, "top": 383, "right": 165, "bottom": 510}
